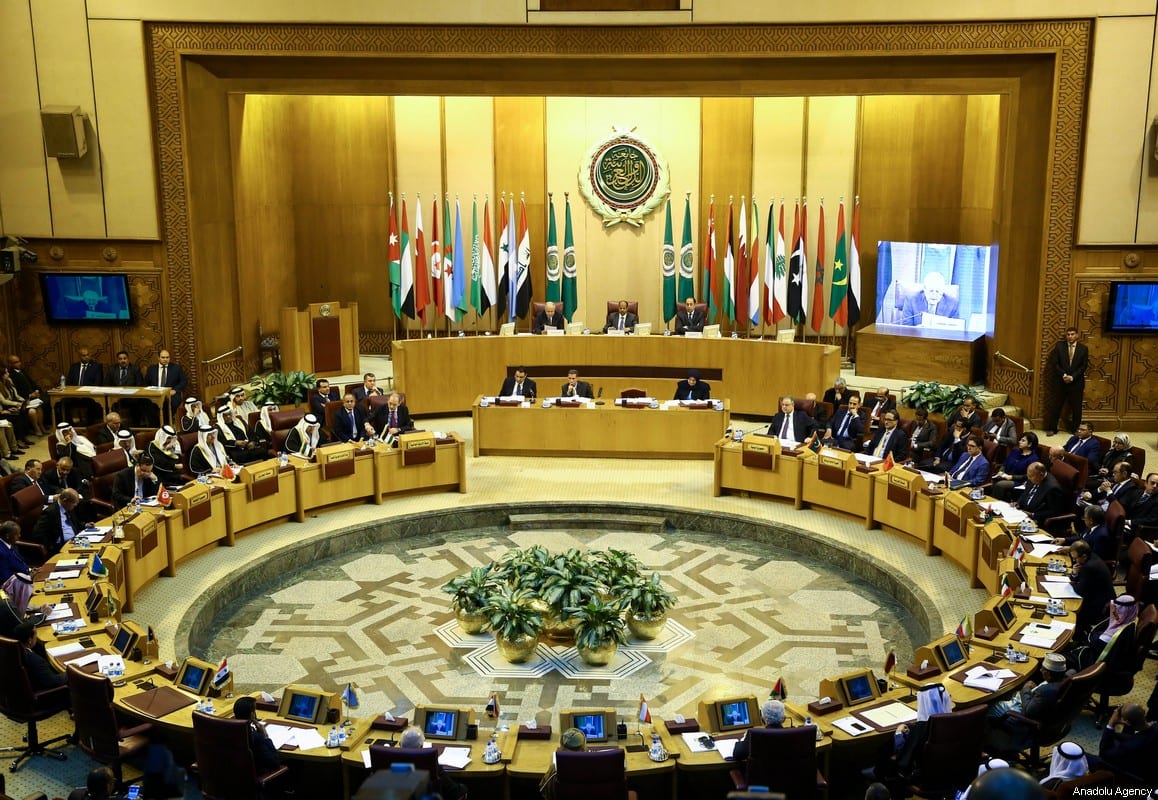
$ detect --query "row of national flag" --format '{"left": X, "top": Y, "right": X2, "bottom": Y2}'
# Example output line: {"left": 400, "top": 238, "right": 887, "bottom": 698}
{"left": 680, "top": 196, "right": 863, "bottom": 332}
{"left": 387, "top": 193, "right": 578, "bottom": 325}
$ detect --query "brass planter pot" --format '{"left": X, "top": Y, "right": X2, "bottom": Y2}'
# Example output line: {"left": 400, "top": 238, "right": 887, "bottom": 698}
{"left": 533, "top": 600, "right": 578, "bottom": 645}
{"left": 627, "top": 610, "right": 668, "bottom": 641}
{"left": 455, "top": 608, "right": 489, "bottom": 635}
{"left": 577, "top": 640, "right": 618, "bottom": 666}
{"left": 495, "top": 632, "right": 538, "bottom": 663}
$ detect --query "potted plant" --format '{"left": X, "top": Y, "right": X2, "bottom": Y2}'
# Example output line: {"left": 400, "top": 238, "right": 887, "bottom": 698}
{"left": 539, "top": 549, "right": 602, "bottom": 643}
{"left": 493, "top": 544, "right": 551, "bottom": 594}
{"left": 591, "top": 549, "right": 645, "bottom": 597}
{"left": 249, "top": 370, "right": 317, "bottom": 407}
{"left": 623, "top": 572, "right": 677, "bottom": 640}
{"left": 900, "top": 381, "right": 980, "bottom": 417}
{"left": 567, "top": 596, "right": 628, "bottom": 666}
{"left": 442, "top": 566, "right": 498, "bottom": 634}
{"left": 483, "top": 587, "right": 543, "bottom": 663}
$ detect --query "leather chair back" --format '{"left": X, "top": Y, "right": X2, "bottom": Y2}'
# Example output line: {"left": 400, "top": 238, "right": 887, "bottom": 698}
{"left": 192, "top": 713, "right": 260, "bottom": 799}
{"left": 91, "top": 450, "right": 129, "bottom": 478}
{"left": 620, "top": 389, "right": 647, "bottom": 399}
{"left": 793, "top": 398, "right": 816, "bottom": 417}
{"left": 555, "top": 747, "right": 632, "bottom": 800}
{"left": 1125, "top": 537, "right": 1157, "bottom": 602}
{"left": 0, "top": 636, "right": 36, "bottom": 718}
{"left": 67, "top": 666, "right": 123, "bottom": 760}
{"left": 741, "top": 726, "right": 824, "bottom": 800}
{"left": 368, "top": 745, "right": 439, "bottom": 773}
{"left": 912, "top": 706, "right": 987, "bottom": 789}
{"left": 1049, "top": 459, "right": 1082, "bottom": 499}
{"left": 605, "top": 301, "right": 639, "bottom": 316}
{"left": 271, "top": 429, "right": 290, "bottom": 454}
{"left": 10, "top": 485, "right": 46, "bottom": 540}
{"left": 269, "top": 410, "right": 304, "bottom": 431}
{"left": 367, "top": 393, "right": 407, "bottom": 417}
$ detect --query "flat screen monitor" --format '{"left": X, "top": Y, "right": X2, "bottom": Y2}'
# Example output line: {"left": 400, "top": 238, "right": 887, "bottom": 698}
{"left": 415, "top": 705, "right": 470, "bottom": 741}
{"left": 175, "top": 657, "right": 215, "bottom": 695}
{"left": 934, "top": 635, "right": 968, "bottom": 671}
{"left": 840, "top": 672, "right": 876, "bottom": 707}
{"left": 84, "top": 584, "right": 104, "bottom": 616}
{"left": 559, "top": 708, "right": 617, "bottom": 743}
{"left": 278, "top": 687, "right": 326, "bottom": 725}
{"left": 716, "top": 699, "right": 752, "bottom": 731}
{"left": 994, "top": 598, "right": 1016, "bottom": 631}
{"left": 39, "top": 273, "right": 133, "bottom": 324}
{"left": 1106, "top": 281, "right": 1158, "bottom": 333}
{"left": 874, "top": 241, "right": 998, "bottom": 336}
{"left": 111, "top": 626, "right": 138, "bottom": 658}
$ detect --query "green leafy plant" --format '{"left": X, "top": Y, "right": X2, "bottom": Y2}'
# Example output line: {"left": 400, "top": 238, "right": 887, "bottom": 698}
{"left": 493, "top": 544, "right": 551, "bottom": 595}
{"left": 900, "top": 381, "right": 980, "bottom": 417}
{"left": 441, "top": 566, "right": 498, "bottom": 614}
{"left": 483, "top": 587, "right": 543, "bottom": 640}
{"left": 567, "top": 596, "right": 629, "bottom": 651}
{"left": 591, "top": 549, "right": 645, "bottom": 595}
{"left": 624, "top": 572, "right": 677, "bottom": 617}
{"left": 540, "top": 549, "right": 603, "bottom": 613}
{"left": 249, "top": 370, "right": 317, "bottom": 406}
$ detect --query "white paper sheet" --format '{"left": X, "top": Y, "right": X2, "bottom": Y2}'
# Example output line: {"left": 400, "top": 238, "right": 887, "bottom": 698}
{"left": 857, "top": 702, "right": 917, "bottom": 728}
{"left": 715, "top": 739, "right": 739, "bottom": 760}
{"left": 1021, "top": 532, "right": 1054, "bottom": 543}
{"left": 55, "top": 558, "right": 88, "bottom": 568}
{"left": 47, "top": 642, "right": 85, "bottom": 657}
{"left": 962, "top": 666, "right": 1013, "bottom": 692}
{"left": 680, "top": 732, "right": 718, "bottom": 753}
{"left": 49, "top": 569, "right": 81, "bottom": 580}
{"left": 46, "top": 605, "right": 74, "bottom": 621}
{"left": 853, "top": 453, "right": 881, "bottom": 466}
{"left": 361, "top": 748, "right": 372, "bottom": 767}
{"left": 831, "top": 716, "right": 874, "bottom": 736}
{"left": 1030, "top": 543, "right": 1065, "bottom": 555}
{"left": 1043, "top": 582, "right": 1081, "bottom": 600}
{"left": 439, "top": 746, "right": 472, "bottom": 769}
{"left": 1042, "top": 575, "right": 1069, "bottom": 583}
{"left": 62, "top": 652, "right": 101, "bottom": 668}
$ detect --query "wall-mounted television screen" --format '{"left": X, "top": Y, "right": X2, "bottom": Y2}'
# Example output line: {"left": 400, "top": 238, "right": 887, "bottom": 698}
{"left": 39, "top": 273, "right": 133, "bottom": 323}
{"left": 1106, "top": 282, "right": 1158, "bottom": 333}
{"left": 874, "top": 241, "right": 998, "bottom": 337}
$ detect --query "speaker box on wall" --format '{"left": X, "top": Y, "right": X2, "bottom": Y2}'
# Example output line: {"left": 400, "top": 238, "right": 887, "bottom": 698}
{"left": 41, "top": 105, "right": 88, "bottom": 158}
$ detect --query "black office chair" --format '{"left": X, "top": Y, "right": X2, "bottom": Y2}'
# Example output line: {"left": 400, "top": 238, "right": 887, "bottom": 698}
{"left": 555, "top": 747, "right": 636, "bottom": 800}
{"left": 0, "top": 636, "right": 70, "bottom": 771}
{"left": 729, "top": 726, "right": 826, "bottom": 800}
{"left": 192, "top": 712, "right": 289, "bottom": 800}
{"left": 908, "top": 705, "right": 987, "bottom": 797}
{"left": 67, "top": 666, "right": 153, "bottom": 787}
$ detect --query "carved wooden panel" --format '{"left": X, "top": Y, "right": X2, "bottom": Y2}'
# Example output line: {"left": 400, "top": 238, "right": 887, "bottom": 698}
{"left": 1073, "top": 281, "right": 1118, "bottom": 415}
{"left": 1127, "top": 338, "right": 1158, "bottom": 414}
{"left": 359, "top": 331, "right": 394, "bottom": 355}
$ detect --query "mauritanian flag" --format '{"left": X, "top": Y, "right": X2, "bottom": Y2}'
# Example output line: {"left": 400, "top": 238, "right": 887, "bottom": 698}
{"left": 430, "top": 195, "right": 444, "bottom": 316}
{"left": 722, "top": 197, "right": 736, "bottom": 323}
{"left": 545, "top": 195, "right": 561, "bottom": 303}
{"left": 748, "top": 198, "right": 760, "bottom": 326}
{"left": 735, "top": 196, "right": 747, "bottom": 324}
{"left": 810, "top": 199, "right": 826, "bottom": 334}
{"left": 480, "top": 198, "right": 497, "bottom": 317}
{"left": 387, "top": 194, "right": 402, "bottom": 317}
{"left": 562, "top": 196, "right": 578, "bottom": 322}
{"left": 413, "top": 197, "right": 431, "bottom": 325}
{"left": 829, "top": 199, "right": 849, "bottom": 327}
{"left": 399, "top": 198, "right": 415, "bottom": 319}
{"left": 705, "top": 198, "right": 718, "bottom": 321}
{"left": 677, "top": 195, "right": 695, "bottom": 305}
{"left": 661, "top": 198, "right": 676, "bottom": 323}
{"left": 848, "top": 196, "right": 863, "bottom": 327}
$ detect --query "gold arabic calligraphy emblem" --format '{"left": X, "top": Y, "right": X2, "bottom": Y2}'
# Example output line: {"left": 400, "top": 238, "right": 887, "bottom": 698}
{"left": 578, "top": 129, "right": 669, "bottom": 227}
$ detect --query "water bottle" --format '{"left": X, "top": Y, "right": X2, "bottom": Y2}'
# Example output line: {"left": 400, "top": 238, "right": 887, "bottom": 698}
{"left": 59, "top": 374, "right": 66, "bottom": 389}
{"left": 327, "top": 726, "right": 338, "bottom": 748}
{"left": 336, "top": 726, "right": 347, "bottom": 748}
{"left": 1005, "top": 643, "right": 1015, "bottom": 661}
{"left": 278, "top": 451, "right": 289, "bottom": 468}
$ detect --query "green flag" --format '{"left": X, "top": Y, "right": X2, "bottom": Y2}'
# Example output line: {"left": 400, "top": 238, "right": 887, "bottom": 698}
{"left": 829, "top": 200, "right": 849, "bottom": 326}
{"left": 470, "top": 196, "right": 483, "bottom": 315}
{"left": 661, "top": 199, "right": 676, "bottom": 322}
{"left": 562, "top": 196, "right": 578, "bottom": 322}
{"left": 677, "top": 195, "right": 694, "bottom": 305}
{"left": 387, "top": 195, "right": 401, "bottom": 317}
{"left": 545, "top": 196, "right": 560, "bottom": 303}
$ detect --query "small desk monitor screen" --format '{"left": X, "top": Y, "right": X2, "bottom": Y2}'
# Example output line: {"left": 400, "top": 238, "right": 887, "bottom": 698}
{"left": 176, "top": 660, "right": 210, "bottom": 695}
{"left": 422, "top": 709, "right": 459, "bottom": 740}
{"left": 111, "top": 627, "right": 137, "bottom": 658}
{"left": 571, "top": 713, "right": 606, "bottom": 742}
{"left": 718, "top": 700, "right": 751, "bottom": 730}
{"left": 85, "top": 585, "right": 104, "bottom": 615}
{"left": 995, "top": 599, "right": 1016, "bottom": 630}
{"left": 937, "top": 637, "right": 968, "bottom": 671}
{"left": 285, "top": 692, "right": 319, "bottom": 724}
{"left": 842, "top": 673, "right": 875, "bottom": 706}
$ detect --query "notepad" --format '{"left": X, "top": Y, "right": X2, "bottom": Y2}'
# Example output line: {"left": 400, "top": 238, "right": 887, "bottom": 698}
{"left": 831, "top": 717, "right": 874, "bottom": 736}
{"left": 857, "top": 702, "right": 917, "bottom": 728}
{"left": 49, "top": 569, "right": 81, "bottom": 580}
{"left": 1042, "top": 582, "right": 1081, "bottom": 600}
{"left": 439, "top": 746, "right": 472, "bottom": 769}
{"left": 47, "top": 642, "right": 85, "bottom": 658}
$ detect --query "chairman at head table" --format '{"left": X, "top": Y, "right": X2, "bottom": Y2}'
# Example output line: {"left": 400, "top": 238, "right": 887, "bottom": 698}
{"left": 603, "top": 300, "right": 638, "bottom": 333}
{"left": 499, "top": 368, "right": 537, "bottom": 399}
{"left": 533, "top": 301, "right": 565, "bottom": 334}
{"left": 900, "top": 272, "right": 959, "bottom": 326}
{"left": 675, "top": 297, "right": 705, "bottom": 335}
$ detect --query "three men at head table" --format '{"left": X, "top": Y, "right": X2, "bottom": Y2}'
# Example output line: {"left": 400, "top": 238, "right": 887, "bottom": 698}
{"left": 560, "top": 369, "right": 594, "bottom": 399}
{"left": 603, "top": 300, "right": 638, "bottom": 333}
{"left": 766, "top": 396, "right": 815, "bottom": 442}
{"left": 673, "top": 369, "right": 710, "bottom": 402}
{"left": 499, "top": 367, "right": 537, "bottom": 399}
{"left": 900, "top": 272, "right": 959, "bottom": 326}
{"left": 674, "top": 297, "right": 705, "bottom": 335}
{"left": 534, "top": 301, "right": 565, "bottom": 334}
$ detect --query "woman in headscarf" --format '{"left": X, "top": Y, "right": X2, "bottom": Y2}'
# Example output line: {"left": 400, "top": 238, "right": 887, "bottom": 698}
{"left": 254, "top": 402, "right": 278, "bottom": 447}
{"left": 283, "top": 414, "right": 320, "bottom": 458}
{"left": 148, "top": 426, "right": 184, "bottom": 488}
{"left": 53, "top": 422, "right": 97, "bottom": 480}
{"left": 0, "top": 367, "right": 38, "bottom": 443}
{"left": 113, "top": 429, "right": 138, "bottom": 466}
{"left": 215, "top": 405, "right": 263, "bottom": 464}
{"left": 179, "top": 397, "right": 210, "bottom": 433}
{"left": 188, "top": 425, "right": 229, "bottom": 476}
{"left": 1067, "top": 594, "right": 1139, "bottom": 670}
{"left": 1040, "top": 741, "right": 1087, "bottom": 789}
{"left": 1086, "top": 433, "right": 1134, "bottom": 492}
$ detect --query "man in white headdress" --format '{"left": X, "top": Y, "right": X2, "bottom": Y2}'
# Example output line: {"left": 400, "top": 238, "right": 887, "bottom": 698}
{"left": 113, "top": 429, "right": 138, "bottom": 466}
{"left": 179, "top": 398, "right": 210, "bottom": 433}
{"left": 1040, "top": 741, "right": 1087, "bottom": 789}
{"left": 284, "top": 414, "right": 321, "bottom": 459}
{"left": 188, "top": 424, "right": 228, "bottom": 476}
{"left": 147, "top": 426, "right": 184, "bottom": 487}
{"left": 53, "top": 422, "right": 97, "bottom": 480}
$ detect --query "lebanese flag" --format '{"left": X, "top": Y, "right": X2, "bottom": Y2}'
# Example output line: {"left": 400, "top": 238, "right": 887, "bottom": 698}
{"left": 156, "top": 484, "right": 171, "bottom": 507}
{"left": 430, "top": 195, "right": 444, "bottom": 315}
{"left": 414, "top": 197, "right": 431, "bottom": 324}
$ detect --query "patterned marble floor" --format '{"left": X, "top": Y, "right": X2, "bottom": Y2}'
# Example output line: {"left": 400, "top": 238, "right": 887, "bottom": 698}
{"left": 4, "top": 355, "right": 1155, "bottom": 799}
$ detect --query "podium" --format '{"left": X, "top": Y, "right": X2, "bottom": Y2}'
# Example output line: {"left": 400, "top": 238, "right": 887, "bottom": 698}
{"left": 280, "top": 301, "right": 360, "bottom": 377}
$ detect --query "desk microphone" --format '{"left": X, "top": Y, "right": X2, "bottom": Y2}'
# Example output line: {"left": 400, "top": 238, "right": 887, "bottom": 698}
{"left": 595, "top": 387, "right": 605, "bottom": 405}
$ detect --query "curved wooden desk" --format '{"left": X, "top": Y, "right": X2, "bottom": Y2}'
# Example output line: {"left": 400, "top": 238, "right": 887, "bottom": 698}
{"left": 393, "top": 336, "right": 840, "bottom": 416}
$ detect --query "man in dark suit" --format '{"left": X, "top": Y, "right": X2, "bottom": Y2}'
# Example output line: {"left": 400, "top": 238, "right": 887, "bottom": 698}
{"left": 766, "top": 396, "right": 814, "bottom": 442}
{"left": 1069, "top": 539, "right": 1114, "bottom": 636}
{"left": 533, "top": 301, "right": 565, "bottom": 334}
{"left": 1083, "top": 461, "right": 1141, "bottom": 512}
{"left": 821, "top": 378, "right": 854, "bottom": 408}
{"left": 823, "top": 395, "right": 865, "bottom": 450}
{"left": 32, "top": 488, "right": 83, "bottom": 555}
{"left": 942, "top": 437, "right": 992, "bottom": 486}
{"left": 1126, "top": 473, "right": 1158, "bottom": 534}
{"left": 93, "top": 411, "right": 123, "bottom": 446}
{"left": 332, "top": 393, "right": 372, "bottom": 443}
{"left": 1061, "top": 422, "right": 1101, "bottom": 463}
{"left": 1044, "top": 326, "right": 1089, "bottom": 435}
{"left": 64, "top": 347, "right": 104, "bottom": 424}
{"left": 499, "top": 368, "right": 537, "bottom": 399}
{"left": 0, "top": 521, "right": 31, "bottom": 588}
{"left": 106, "top": 350, "right": 146, "bottom": 425}
{"left": 376, "top": 392, "right": 414, "bottom": 439}
{"left": 864, "top": 411, "right": 910, "bottom": 461}
{"left": 111, "top": 455, "right": 160, "bottom": 509}
{"left": 1016, "top": 461, "right": 1067, "bottom": 524}
{"left": 560, "top": 369, "right": 594, "bottom": 399}
{"left": 674, "top": 297, "right": 705, "bottom": 335}
{"left": 900, "top": 272, "right": 958, "bottom": 326}
{"left": 12, "top": 622, "right": 66, "bottom": 690}
{"left": 310, "top": 378, "right": 340, "bottom": 419}
{"left": 351, "top": 373, "right": 385, "bottom": 403}
{"left": 673, "top": 369, "right": 710, "bottom": 401}
{"left": 603, "top": 300, "right": 638, "bottom": 333}
{"left": 1097, "top": 704, "right": 1158, "bottom": 782}
{"left": 945, "top": 396, "right": 982, "bottom": 431}
{"left": 8, "top": 458, "right": 56, "bottom": 497}
{"left": 143, "top": 349, "right": 188, "bottom": 421}
{"left": 1055, "top": 504, "right": 1112, "bottom": 561}
{"left": 864, "top": 387, "right": 896, "bottom": 426}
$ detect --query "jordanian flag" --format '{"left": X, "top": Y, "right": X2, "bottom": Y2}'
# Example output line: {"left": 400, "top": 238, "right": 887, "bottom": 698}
{"left": 677, "top": 195, "right": 694, "bottom": 305}
{"left": 829, "top": 199, "right": 849, "bottom": 326}
{"left": 562, "top": 195, "right": 578, "bottom": 322}
{"left": 545, "top": 196, "right": 560, "bottom": 303}
{"left": 387, "top": 194, "right": 402, "bottom": 317}
{"left": 662, "top": 198, "right": 676, "bottom": 322}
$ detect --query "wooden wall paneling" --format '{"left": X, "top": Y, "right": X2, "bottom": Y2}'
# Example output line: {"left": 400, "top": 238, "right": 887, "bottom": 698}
{"left": 959, "top": 95, "right": 1002, "bottom": 245}
{"left": 0, "top": 0, "right": 51, "bottom": 236}
{"left": 1072, "top": 280, "right": 1120, "bottom": 418}
{"left": 493, "top": 97, "right": 547, "bottom": 331}
{"left": 700, "top": 97, "right": 754, "bottom": 333}
{"left": 181, "top": 60, "right": 242, "bottom": 391}
{"left": 393, "top": 96, "right": 444, "bottom": 336}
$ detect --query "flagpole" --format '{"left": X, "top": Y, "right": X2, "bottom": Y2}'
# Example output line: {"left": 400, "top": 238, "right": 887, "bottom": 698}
{"left": 388, "top": 191, "right": 399, "bottom": 349}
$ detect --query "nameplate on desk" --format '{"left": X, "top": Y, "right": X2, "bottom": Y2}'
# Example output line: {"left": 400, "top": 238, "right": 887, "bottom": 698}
{"left": 905, "top": 663, "right": 942, "bottom": 680}
{"left": 239, "top": 461, "right": 278, "bottom": 484}
{"left": 886, "top": 479, "right": 915, "bottom": 509}
{"left": 124, "top": 515, "right": 158, "bottom": 559}
{"left": 174, "top": 484, "right": 212, "bottom": 526}
{"left": 741, "top": 435, "right": 779, "bottom": 470}
{"left": 400, "top": 432, "right": 436, "bottom": 466}
{"left": 318, "top": 444, "right": 357, "bottom": 479}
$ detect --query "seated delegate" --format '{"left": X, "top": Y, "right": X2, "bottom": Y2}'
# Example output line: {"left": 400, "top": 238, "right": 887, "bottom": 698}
{"left": 560, "top": 370, "right": 594, "bottom": 399}
{"left": 673, "top": 369, "right": 709, "bottom": 401}
{"left": 534, "top": 301, "right": 565, "bottom": 334}
{"left": 603, "top": 300, "right": 637, "bottom": 333}
{"left": 674, "top": 297, "right": 705, "bottom": 335}
{"left": 499, "top": 368, "right": 537, "bottom": 399}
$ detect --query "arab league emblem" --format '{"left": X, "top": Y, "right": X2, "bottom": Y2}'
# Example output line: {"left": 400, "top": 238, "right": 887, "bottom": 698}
{"left": 578, "top": 127, "right": 670, "bottom": 227}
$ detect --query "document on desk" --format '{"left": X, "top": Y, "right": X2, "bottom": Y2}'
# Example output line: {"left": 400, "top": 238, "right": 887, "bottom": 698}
{"left": 857, "top": 702, "right": 918, "bottom": 729}
{"left": 715, "top": 739, "right": 739, "bottom": 760}
{"left": 831, "top": 717, "right": 874, "bottom": 736}
{"left": 1042, "top": 582, "right": 1081, "bottom": 600}
{"left": 265, "top": 724, "right": 326, "bottom": 751}
{"left": 47, "top": 641, "right": 85, "bottom": 658}
{"left": 1030, "top": 543, "right": 1065, "bottom": 555}
{"left": 1021, "top": 532, "right": 1054, "bottom": 544}
{"left": 439, "top": 746, "right": 472, "bottom": 769}
{"left": 962, "top": 666, "right": 1016, "bottom": 692}
{"left": 46, "top": 604, "right": 74, "bottom": 621}
{"left": 49, "top": 569, "right": 82, "bottom": 580}
{"left": 55, "top": 558, "right": 88, "bottom": 569}
{"left": 853, "top": 453, "right": 882, "bottom": 467}
{"left": 1019, "top": 620, "right": 1074, "bottom": 649}
{"left": 62, "top": 652, "right": 102, "bottom": 669}
{"left": 680, "top": 732, "right": 718, "bottom": 753}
